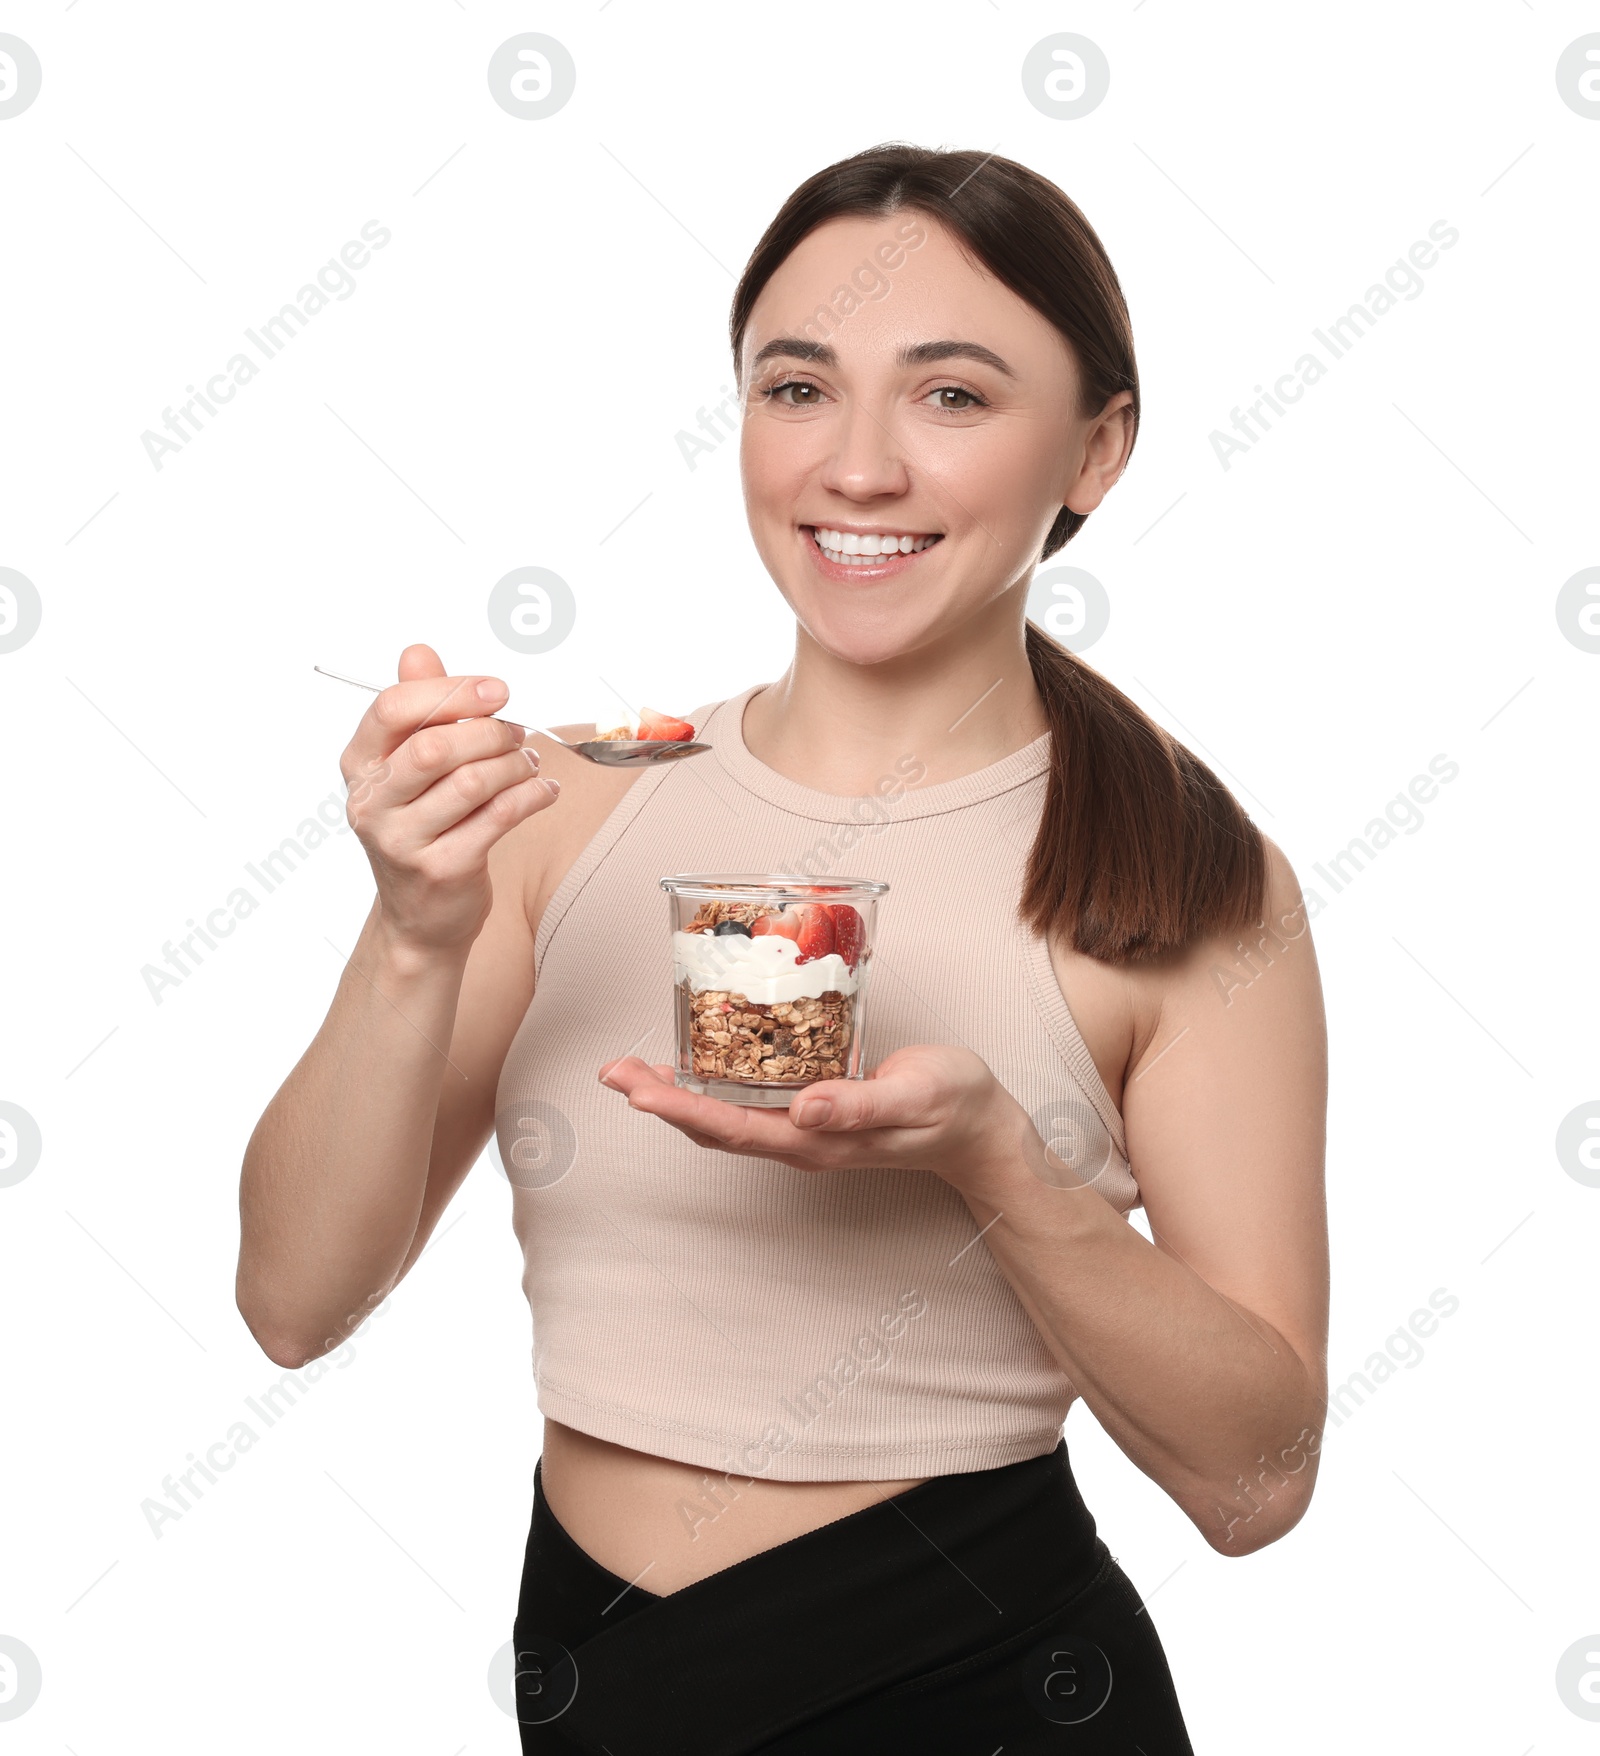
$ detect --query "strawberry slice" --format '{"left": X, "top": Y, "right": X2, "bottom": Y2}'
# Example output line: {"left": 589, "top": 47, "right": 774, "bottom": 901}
{"left": 792, "top": 903, "right": 836, "bottom": 964}
{"left": 751, "top": 908, "right": 801, "bottom": 942}
{"left": 827, "top": 903, "right": 864, "bottom": 970}
{"left": 637, "top": 707, "right": 695, "bottom": 742}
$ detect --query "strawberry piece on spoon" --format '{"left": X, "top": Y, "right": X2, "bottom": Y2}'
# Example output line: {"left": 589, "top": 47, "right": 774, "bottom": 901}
{"left": 637, "top": 707, "right": 696, "bottom": 742}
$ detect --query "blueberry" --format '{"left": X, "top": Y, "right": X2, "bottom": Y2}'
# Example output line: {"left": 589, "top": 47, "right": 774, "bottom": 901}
{"left": 713, "top": 920, "right": 752, "bottom": 937}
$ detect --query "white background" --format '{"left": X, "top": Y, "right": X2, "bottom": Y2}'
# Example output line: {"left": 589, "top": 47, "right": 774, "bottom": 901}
{"left": 2, "top": 2, "right": 1596, "bottom": 1749}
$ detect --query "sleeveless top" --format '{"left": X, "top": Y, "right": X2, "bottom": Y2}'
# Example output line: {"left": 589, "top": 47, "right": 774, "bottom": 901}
{"left": 494, "top": 682, "right": 1142, "bottom": 1482}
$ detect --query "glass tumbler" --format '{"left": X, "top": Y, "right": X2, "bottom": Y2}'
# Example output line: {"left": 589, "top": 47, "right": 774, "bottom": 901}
{"left": 659, "top": 873, "right": 890, "bottom": 1108}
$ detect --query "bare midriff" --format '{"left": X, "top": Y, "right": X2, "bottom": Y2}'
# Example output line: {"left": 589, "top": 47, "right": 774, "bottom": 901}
{"left": 539, "top": 1418, "right": 931, "bottom": 1595}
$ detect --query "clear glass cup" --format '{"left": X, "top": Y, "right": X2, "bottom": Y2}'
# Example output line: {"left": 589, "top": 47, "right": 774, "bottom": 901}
{"left": 659, "top": 872, "right": 890, "bottom": 1108}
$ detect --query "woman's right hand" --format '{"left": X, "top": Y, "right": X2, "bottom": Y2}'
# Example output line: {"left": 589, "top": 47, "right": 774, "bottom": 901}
{"left": 339, "top": 642, "right": 561, "bottom": 956}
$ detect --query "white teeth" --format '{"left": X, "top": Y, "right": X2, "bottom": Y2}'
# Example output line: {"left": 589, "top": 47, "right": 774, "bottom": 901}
{"left": 811, "top": 528, "right": 940, "bottom": 566}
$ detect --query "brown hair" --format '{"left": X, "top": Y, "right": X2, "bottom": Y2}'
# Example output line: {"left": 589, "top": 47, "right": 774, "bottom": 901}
{"left": 730, "top": 142, "right": 1265, "bottom": 964}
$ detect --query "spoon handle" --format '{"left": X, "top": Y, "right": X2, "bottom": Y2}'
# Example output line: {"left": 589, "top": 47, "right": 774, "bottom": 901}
{"left": 312, "top": 665, "right": 569, "bottom": 746}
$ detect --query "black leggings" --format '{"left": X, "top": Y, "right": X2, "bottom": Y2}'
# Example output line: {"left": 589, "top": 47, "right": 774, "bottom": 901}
{"left": 513, "top": 1438, "right": 1196, "bottom": 1754}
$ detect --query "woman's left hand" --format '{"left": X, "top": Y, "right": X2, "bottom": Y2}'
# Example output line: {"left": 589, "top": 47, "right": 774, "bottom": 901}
{"left": 597, "top": 1044, "right": 1031, "bottom": 1194}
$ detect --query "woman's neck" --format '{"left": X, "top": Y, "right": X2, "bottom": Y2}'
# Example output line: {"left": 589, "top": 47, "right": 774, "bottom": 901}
{"left": 740, "top": 625, "right": 1049, "bottom": 796}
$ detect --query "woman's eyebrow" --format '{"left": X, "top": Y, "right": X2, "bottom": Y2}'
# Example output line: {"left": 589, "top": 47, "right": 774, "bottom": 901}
{"left": 747, "top": 337, "right": 1017, "bottom": 377}
{"left": 900, "top": 339, "right": 1016, "bottom": 377}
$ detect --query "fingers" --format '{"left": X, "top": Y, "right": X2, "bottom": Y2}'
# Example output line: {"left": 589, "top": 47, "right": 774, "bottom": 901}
{"left": 601, "top": 1066, "right": 838, "bottom": 1162}
{"left": 790, "top": 1049, "right": 974, "bottom": 1132}
{"left": 380, "top": 714, "right": 532, "bottom": 811}
{"left": 331, "top": 645, "right": 564, "bottom": 950}
{"left": 603, "top": 1062, "right": 741, "bottom": 1131}
{"left": 790, "top": 1092, "right": 837, "bottom": 1127}
{"left": 788, "top": 1075, "right": 912, "bottom": 1131}
{"left": 597, "top": 1060, "right": 733, "bottom": 1152}
{"left": 345, "top": 716, "right": 539, "bottom": 845}
{"left": 370, "top": 673, "right": 507, "bottom": 758}
{"left": 596, "top": 1055, "right": 935, "bottom": 1168}
{"left": 397, "top": 642, "right": 446, "bottom": 683}
{"left": 407, "top": 746, "right": 554, "bottom": 843}
{"left": 420, "top": 760, "right": 561, "bottom": 871}
{"left": 598, "top": 1056, "right": 673, "bottom": 1090}
{"left": 343, "top": 671, "right": 515, "bottom": 783}
{"left": 338, "top": 645, "right": 562, "bottom": 870}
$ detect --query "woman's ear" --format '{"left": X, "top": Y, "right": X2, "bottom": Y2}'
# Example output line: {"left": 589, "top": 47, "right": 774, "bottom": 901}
{"left": 1063, "top": 392, "right": 1135, "bottom": 515}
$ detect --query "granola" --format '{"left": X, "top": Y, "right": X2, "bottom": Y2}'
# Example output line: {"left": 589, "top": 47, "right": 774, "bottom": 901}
{"left": 685, "top": 898, "right": 776, "bottom": 932}
{"left": 683, "top": 983, "right": 852, "bottom": 1085}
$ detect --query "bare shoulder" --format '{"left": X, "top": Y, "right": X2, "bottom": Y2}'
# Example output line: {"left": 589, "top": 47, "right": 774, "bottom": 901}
{"left": 1139, "top": 833, "right": 1322, "bottom": 1025}
{"left": 1043, "top": 837, "right": 1321, "bottom": 1112}
{"left": 489, "top": 723, "right": 651, "bottom": 938}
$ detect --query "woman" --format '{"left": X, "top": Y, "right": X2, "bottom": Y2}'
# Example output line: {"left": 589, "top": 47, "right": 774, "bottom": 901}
{"left": 238, "top": 143, "right": 1329, "bottom": 1752}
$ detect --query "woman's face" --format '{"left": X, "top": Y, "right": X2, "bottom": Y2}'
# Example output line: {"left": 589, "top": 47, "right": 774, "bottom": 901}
{"left": 738, "top": 211, "right": 1130, "bottom": 668}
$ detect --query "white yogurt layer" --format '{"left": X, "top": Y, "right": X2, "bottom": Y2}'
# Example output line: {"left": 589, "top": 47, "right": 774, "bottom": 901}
{"left": 673, "top": 928, "right": 860, "bottom": 1003}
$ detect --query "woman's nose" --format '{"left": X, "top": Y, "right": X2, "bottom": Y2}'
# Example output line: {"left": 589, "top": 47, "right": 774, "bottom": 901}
{"left": 818, "top": 401, "right": 912, "bottom": 501}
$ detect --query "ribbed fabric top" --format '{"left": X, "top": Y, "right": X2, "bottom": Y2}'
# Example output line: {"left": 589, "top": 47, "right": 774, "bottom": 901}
{"left": 495, "top": 682, "right": 1141, "bottom": 1482}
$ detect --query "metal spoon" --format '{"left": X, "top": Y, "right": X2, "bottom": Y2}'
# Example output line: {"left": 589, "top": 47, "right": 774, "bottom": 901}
{"left": 313, "top": 667, "right": 711, "bottom": 767}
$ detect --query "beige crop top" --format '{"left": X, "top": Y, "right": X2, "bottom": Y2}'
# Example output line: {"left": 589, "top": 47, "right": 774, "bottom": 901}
{"left": 494, "top": 682, "right": 1141, "bottom": 1482}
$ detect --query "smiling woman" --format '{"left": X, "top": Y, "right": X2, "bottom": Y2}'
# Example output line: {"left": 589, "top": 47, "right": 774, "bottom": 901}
{"left": 237, "top": 141, "right": 1328, "bottom": 1755}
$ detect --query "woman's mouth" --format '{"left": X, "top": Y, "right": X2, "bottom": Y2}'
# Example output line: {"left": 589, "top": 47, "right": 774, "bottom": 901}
{"left": 803, "top": 526, "right": 944, "bottom": 578}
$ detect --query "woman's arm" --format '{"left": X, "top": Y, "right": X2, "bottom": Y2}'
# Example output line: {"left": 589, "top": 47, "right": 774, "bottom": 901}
{"left": 235, "top": 646, "right": 560, "bottom": 1367}
{"left": 235, "top": 844, "right": 537, "bottom": 1367}
{"left": 954, "top": 837, "right": 1329, "bottom": 1555}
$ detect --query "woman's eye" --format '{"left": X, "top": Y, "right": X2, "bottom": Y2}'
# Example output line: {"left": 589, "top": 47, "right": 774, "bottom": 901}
{"left": 763, "top": 380, "right": 986, "bottom": 411}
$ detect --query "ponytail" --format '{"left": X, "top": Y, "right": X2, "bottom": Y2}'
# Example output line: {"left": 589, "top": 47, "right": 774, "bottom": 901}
{"left": 1020, "top": 622, "right": 1266, "bottom": 962}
